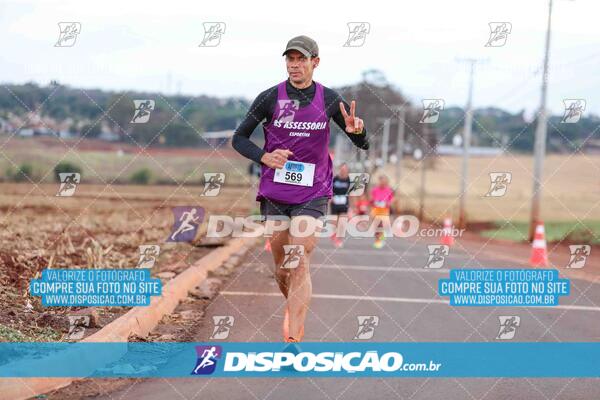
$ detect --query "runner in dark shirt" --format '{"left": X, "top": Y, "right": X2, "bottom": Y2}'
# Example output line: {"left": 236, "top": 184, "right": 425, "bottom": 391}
{"left": 330, "top": 163, "right": 351, "bottom": 247}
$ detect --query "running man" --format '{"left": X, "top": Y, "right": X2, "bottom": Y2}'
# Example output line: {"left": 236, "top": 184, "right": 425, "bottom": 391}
{"left": 132, "top": 100, "right": 153, "bottom": 123}
{"left": 170, "top": 208, "right": 201, "bottom": 241}
{"left": 193, "top": 346, "right": 219, "bottom": 374}
{"left": 58, "top": 173, "right": 79, "bottom": 196}
{"left": 369, "top": 175, "right": 394, "bottom": 249}
{"left": 232, "top": 35, "right": 369, "bottom": 342}
{"left": 329, "top": 163, "right": 351, "bottom": 247}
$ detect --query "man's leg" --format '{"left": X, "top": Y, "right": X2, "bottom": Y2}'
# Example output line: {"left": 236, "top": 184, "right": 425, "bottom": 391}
{"left": 260, "top": 199, "right": 292, "bottom": 297}
{"left": 270, "top": 228, "right": 291, "bottom": 297}
{"left": 286, "top": 215, "right": 320, "bottom": 339}
{"left": 264, "top": 197, "right": 326, "bottom": 341}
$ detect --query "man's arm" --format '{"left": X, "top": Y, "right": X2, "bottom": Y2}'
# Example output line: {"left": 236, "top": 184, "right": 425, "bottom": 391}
{"left": 231, "top": 87, "right": 276, "bottom": 164}
{"left": 324, "top": 88, "right": 369, "bottom": 150}
{"left": 232, "top": 86, "right": 293, "bottom": 170}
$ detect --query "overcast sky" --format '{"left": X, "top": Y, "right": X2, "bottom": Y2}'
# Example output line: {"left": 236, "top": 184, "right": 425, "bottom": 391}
{"left": 1, "top": 0, "right": 599, "bottom": 116}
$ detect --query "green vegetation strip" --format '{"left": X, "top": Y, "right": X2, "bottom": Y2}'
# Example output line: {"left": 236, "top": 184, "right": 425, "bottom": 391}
{"left": 0, "top": 324, "right": 61, "bottom": 342}
{"left": 481, "top": 221, "right": 600, "bottom": 244}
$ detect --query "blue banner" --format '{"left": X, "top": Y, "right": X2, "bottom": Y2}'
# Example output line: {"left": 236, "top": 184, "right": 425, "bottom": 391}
{"left": 438, "top": 269, "right": 570, "bottom": 306}
{"left": 29, "top": 269, "right": 162, "bottom": 307}
{"left": 1, "top": 342, "right": 599, "bottom": 378}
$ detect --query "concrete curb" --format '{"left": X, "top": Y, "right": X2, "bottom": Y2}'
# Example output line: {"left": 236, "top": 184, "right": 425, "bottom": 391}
{"left": 1, "top": 233, "right": 261, "bottom": 400}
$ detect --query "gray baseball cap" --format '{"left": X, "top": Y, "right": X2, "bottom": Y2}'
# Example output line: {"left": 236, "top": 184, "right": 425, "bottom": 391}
{"left": 282, "top": 35, "right": 319, "bottom": 58}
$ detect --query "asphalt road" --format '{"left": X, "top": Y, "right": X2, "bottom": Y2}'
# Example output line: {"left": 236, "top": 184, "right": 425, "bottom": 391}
{"left": 98, "top": 234, "right": 600, "bottom": 400}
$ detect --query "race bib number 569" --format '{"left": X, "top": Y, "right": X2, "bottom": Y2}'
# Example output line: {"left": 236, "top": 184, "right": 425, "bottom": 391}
{"left": 274, "top": 161, "right": 315, "bottom": 187}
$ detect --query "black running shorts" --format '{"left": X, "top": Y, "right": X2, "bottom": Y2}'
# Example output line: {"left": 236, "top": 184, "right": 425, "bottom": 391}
{"left": 260, "top": 196, "right": 329, "bottom": 220}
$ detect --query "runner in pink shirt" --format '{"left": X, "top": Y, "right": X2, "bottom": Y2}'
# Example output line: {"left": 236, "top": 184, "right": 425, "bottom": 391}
{"left": 369, "top": 175, "right": 394, "bottom": 248}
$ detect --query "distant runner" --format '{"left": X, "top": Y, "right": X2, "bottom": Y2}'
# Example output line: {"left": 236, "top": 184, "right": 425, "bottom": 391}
{"left": 329, "top": 163, "right": 351, "bottom": 248}
{"left": 355, "top": 192, "right": 370, "bottom": 216}
{"left": 370, "top": 175, "right": 394, "bottom": 249}
{"left": 352, "top": 191, "right": 371, "bottom": 232}
{"left": 232, "top": 35, "right": 369, "bottom": 342}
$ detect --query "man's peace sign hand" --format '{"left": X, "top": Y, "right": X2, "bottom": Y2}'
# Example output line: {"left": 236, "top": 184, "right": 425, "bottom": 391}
{"left": 339, "top": 100, "right": 365, "bottom": 134}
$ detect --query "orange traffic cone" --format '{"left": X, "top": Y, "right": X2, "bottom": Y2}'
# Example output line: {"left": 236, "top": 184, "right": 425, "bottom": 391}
{"left": 530, "top": 223, "right": 548, "bottom": 267}
{"left": 264, "top": 238, "right": 272, "bottom": 252}
{"left": 441, "top": 217, "right": 455, "bottom": 246}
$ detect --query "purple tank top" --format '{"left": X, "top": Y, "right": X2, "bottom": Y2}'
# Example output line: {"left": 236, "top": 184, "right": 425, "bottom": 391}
{"left": 257, "top": 80, "right": 333, "bottom": 204}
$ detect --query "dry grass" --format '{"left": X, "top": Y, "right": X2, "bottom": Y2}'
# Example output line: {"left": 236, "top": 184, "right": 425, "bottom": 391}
{"left": 0, "top": 182, "right": 253, "bottom": 341}
{"left": 379, "top": 154, "right": 600, "bottom": 223}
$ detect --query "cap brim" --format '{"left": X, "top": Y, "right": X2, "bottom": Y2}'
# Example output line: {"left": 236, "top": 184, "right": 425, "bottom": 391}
{"left": 282, "top": 46, "right": 313, "bottom": 57}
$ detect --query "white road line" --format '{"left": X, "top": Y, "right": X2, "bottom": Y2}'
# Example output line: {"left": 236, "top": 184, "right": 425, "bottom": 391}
{"left": 256, "top": 244, "right": 483, "bottom": 259}
{"left": 313, "top": 265, "right": 448, "bottom": 274}
{"left": 314, "top": 248, "right": 427, "bottom": 257}
{"left": 316, "top": 246, "right": 531, "bottom": 266}
{"left": 220, "top": 291, "right": 448, "bottom": 305}
{"left": 220, "top": 291, "right": 600, "bottom": 312}
{"left": 285, "top": 248, "right": 477, "bottom": 259}
{"left": 248, "top": 263, "right": 449, "bottom": 273}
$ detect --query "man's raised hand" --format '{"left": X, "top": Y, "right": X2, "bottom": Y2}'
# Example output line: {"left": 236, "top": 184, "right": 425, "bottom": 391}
{"left": 339, "top": 100, "right": 365, "bottom": 134}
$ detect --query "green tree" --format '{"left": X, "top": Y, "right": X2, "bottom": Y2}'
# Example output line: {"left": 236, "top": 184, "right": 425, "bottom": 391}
{"left": 53, "top": 161, "right": 82, "bottom": 182}
{"left": 130, "top": 168, "right": 152, "bottom": 184}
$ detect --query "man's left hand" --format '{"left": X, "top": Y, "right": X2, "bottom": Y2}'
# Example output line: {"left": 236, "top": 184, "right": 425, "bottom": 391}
{"left": 339, "top": 100, "right": 364, "bottom": 134}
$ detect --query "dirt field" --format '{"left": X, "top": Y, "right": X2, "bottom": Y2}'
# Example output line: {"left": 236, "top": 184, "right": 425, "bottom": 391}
{"left": 380, "top": 154, "right": 600, "bottom": 224}
{"left": 0, "top": 182, "right": 253, "bottom": 342}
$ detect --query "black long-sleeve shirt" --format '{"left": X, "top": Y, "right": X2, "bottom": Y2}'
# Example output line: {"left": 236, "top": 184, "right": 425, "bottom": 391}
{"left": 232, "top": 79, "right": 369, "bottom": 164}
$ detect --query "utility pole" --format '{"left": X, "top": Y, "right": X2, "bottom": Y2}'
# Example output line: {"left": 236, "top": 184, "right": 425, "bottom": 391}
{"left": 394, "top": 105, "right": 406, "bottom": 187}
{"left": 382, "top": 118, "right": 390, "bottom": 165}
{"left": 377, "top": 118, "right": 391, "bottom": 165}
{"left": 456, "top": 58, "right": 479, "bottom": 229}
{"left": 368, "top": 127, "right": 378, "bottom": 174}
{"left": 359, "top": 145, "right": 366, "bottom": 169}
{"left": 530, "top": 0, "right": 554, "bottom": 241}
{"left": 418, "top": 124, "right": 428, "bottom": 222}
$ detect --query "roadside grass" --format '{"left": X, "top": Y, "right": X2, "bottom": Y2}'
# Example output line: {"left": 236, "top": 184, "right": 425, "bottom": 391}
{"left": 0, "top": 324, "right": 62, "bottom": 342}
{"left": 480, "top": 221, "right": 600, "bottom": 244}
